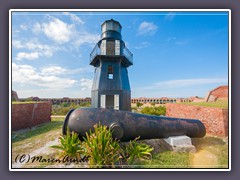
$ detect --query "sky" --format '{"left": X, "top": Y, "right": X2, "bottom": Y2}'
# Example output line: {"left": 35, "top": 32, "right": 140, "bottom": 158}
{"left": 11, "top": 10, "right": 229, "bottom": 99}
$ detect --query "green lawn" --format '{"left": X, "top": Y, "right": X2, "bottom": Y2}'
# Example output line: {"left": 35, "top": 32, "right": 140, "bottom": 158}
{"left": 12, "top": 101, "right": 43, "bottom": 104}
{"left": 12, "top": 117, "right": 64, "bottom": 166}
{"left": 178, "top": 99, "right": 228, "bottom": 109}
{"left": 133, "top": 135, "right": 228, "bottom": 168}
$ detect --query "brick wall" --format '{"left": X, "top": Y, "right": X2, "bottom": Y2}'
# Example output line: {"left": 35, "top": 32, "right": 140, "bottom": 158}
{"left": 210, "top": 86, "right": 228, "bottom": 98}
{"left": 12, "top": 102, "right": 52, "bottom": 131}
{"left": 205, "top": 85, "right": 228, "bottom": 102}
{"left": 166, "top": 104, "right": 228, "bottom": 137}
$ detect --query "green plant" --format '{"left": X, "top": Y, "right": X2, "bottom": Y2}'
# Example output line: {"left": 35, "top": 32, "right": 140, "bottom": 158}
{"left": 83, "top": 123, "right": 122, "bottom": 168}
{"left": 151, "top": 102, "right": 156, "bottom": 107}
{"left": 51, "top": 128, "right": 83, "bottom": 158}
{"left": 136, "top": 102, "right": 143, "bottom": 108}
{"left": 131, "top": 107, "right": 138, "bottom": 111}
{"left": 123, "top": 137, "right": 153, "bottom": 165}
{"left": 79, "top": 102, "right": 91, "bottom": 107}
{"left": 141, "top": 106, "right": 166, "bottom": 116}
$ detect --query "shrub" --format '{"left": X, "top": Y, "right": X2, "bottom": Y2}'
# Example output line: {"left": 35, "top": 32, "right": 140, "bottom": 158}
{"left": 51, "top": 128, "right": 83, "bottom": 158}
{"left": 136, "top": 102, "right": 143, "bottom": 108}
{"left": 141, "top": 106, "right": 166, "bottom": 116}
{"left": 131, "top": 107, "right": 138, "bottom": 111}
{"left": 79, "top": 102, "right": 91, "bottom": 107}
{"left": 52, "top": 102, "right": 91, "bottom": 115}
{"left": 83, "top": 123, "right": 122, "bottom": 168}
{"left": 151, "top": 102, "right": 156, "bottom": 107}
{"left": 122, "top": 137, "right": 153, "bottom": 165}
{"left": 52, "top": 123, "right": 154, "bottom": 168}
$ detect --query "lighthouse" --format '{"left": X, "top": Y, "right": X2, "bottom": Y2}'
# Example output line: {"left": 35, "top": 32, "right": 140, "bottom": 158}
{"left": 90, "top": 19, "right": 133, "bottom": 111}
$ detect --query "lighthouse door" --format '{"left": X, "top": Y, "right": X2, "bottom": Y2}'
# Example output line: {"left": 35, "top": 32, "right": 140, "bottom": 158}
{"left": 101, "top": 94, "right": 119, "bottom": 110}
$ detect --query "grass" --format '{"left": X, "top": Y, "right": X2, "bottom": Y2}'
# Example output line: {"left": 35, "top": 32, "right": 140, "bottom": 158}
{"left": 12, "top": 117, "right": 64, "bottom": 143}
{"left": 12, "top": 117, "right": 64, "bottom": 165}
{"left": 133, "top": 152, "right": 191, "bottom": 168}
{"left": 132, "top": 135, "right": 228, "bottom": 168}
{"left": 12, "top": 101, "right": 44, "bottom": 104}
{"left": 178, "top": 99, "right": 228, "bottom": 109}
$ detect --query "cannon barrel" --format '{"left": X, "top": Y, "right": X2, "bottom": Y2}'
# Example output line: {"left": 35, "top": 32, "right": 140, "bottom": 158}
{"left": 63, "top": 108, "right": 206, "bottom": 142}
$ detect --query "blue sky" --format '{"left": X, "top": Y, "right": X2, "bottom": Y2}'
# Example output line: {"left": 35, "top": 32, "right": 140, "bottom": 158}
{"left": 11, "top": 10, "right": 229, "bottom": 98}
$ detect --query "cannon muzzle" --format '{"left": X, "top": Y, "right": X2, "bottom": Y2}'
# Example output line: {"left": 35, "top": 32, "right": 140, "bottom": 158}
{"left": 63, "top": 108, "right": 206, "bottom": 142}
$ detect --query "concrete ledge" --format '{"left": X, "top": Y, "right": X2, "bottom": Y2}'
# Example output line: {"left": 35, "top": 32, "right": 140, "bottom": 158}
{"left": 164, "top": 136, "right": 196, "bottom": 153}
{"left": 164, "top": 135, "right": 192, "bottom": 146}
{"left": 138, "top": 136, "right": 196, "bottom": 153}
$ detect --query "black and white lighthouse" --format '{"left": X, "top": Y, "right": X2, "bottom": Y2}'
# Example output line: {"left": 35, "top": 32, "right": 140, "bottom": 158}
{"left": 90, "top": 19, "right": 133, "bottom": 111}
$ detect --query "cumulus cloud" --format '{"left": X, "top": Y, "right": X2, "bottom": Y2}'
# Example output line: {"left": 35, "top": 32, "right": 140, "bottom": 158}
{"left": 137, "top": 21, "right": 158, "bottom": 36}
{"left": 41, "top": 17, "right": 74, "bottom": 44}
{"left": 80, "top": 78, "right": 93, "bottom": 91}
{"left": 12, "top": 39, "right": 57, "bottom": 59}
{"left": 63, "top": 12, "right": 85, "bottom": 25}
{"left": 32, "top": 23, "right": 42, "bottom": 34}
{"left": 12, "top": 63, "right": 77, "bottom": 89}
{"left": 31, "top": 16, "right": 99, "bottom": 49}
{"left": 40, "top": 66, "right": 67, "bottom": 75}
{"left": 74, "top": 32, "right": 100, "bottom": 48}
{"left": 15, "top": 52, "right": 40, "bottom": 61}
{"left": 20, "top": 24, "right": 28, "bottom": 30}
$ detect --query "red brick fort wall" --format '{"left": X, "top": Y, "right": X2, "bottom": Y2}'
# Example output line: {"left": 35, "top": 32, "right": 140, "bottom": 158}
{"left": 166, "top": 103, "right": 228, "bottom": 137}
{"left": 12, "top": 102, "right": 52, "bottom": 131}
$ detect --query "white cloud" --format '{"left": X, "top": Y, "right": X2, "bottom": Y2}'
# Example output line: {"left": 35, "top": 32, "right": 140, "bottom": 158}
{"left": 146, "top": 78, "right": 228, "bottom": 89}
{"left": 12, "top": 39, "right": 57, "bottom": 59}
{"left": 132, "top": 78, "right": 228, "bottom": 98}
{"left": 12, "top": 63, "right": 78, "bottom": 89}
{"left": 137, "top": 21, "right": 158, "bottom": 36}
{"left": 74, "top": 32, "right": 100, "bottom": 48}
{"left": 40, "top": 66, "right": 67, "bottom": 75}
{"left": 42, "top": 17, "right": 74, "bottom": 44}
{"left": 12, "top": 40, "right": 24, "bottom": 48}
{"left": 32, "top": 23, "right": 42, "bottom": 34}
{"left": 31, "top": 17, "right": 99, "bottom": 49}
{"left": 15, "top": 52, "right": 40, "bottom": 61}
{"left": 135, "top": 42, "right": 150, "bottom": 49}
{"left": 80, "top": 78, "right": 93, "bottom": 91}
{"left": 165, "top": 12, "right": 175, "bottom": 21}
{"left": 20, "top": 24, "right": 28, "bottom": 30}
{"left": 63, "top": 12, "right": 85, "bottom": 25}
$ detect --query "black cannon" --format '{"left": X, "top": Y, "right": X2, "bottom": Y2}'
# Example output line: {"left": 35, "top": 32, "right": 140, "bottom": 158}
{"left": 63, "top": 108, "right": 206, "bottom": 142}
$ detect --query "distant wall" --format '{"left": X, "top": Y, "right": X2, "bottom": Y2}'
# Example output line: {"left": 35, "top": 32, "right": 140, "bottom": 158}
{"left": 166, "top": 104, "right": 228, "bottom": 137}
{"left": 205, "top": 85, "right": 228, "bottom": 102}
{"left": 12, "top": 102, "right": 52, "bottom": 131}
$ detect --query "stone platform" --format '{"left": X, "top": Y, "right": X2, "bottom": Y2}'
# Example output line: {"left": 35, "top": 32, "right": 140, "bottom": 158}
{"left": 139, "top": 136, "right": 196, "bottom": 153}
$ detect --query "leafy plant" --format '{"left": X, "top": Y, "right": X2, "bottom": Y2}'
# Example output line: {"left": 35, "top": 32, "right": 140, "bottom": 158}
{"left": 83, "top": 123, "right": 122, "bottom": 168}
{"left": 141, "top": 106, "right": 166, "bottom": 116}
{"left": 123, "top": 137, "right": 153, "bottom": 164}
{"left": 51, "top": 128, "right": 83, "bottom": 158}
{"left": 151, "top": 102, "right": 156, "bottom": 107}
{"left": 136, "top": 102, "right": 143, "bottom": 108}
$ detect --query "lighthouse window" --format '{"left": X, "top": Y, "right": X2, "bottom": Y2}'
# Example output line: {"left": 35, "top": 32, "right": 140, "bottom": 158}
{"left": 106, "top": 40, "right": 115, "bottom": 55}
{"left": 108, "top": 65, "right": 114, "bottom": 79}
{"left": 115, "top": 40, "right": 120, "bottom": 55}
{"left": 100, "top": 40, "right": 106, "bottom": 55}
